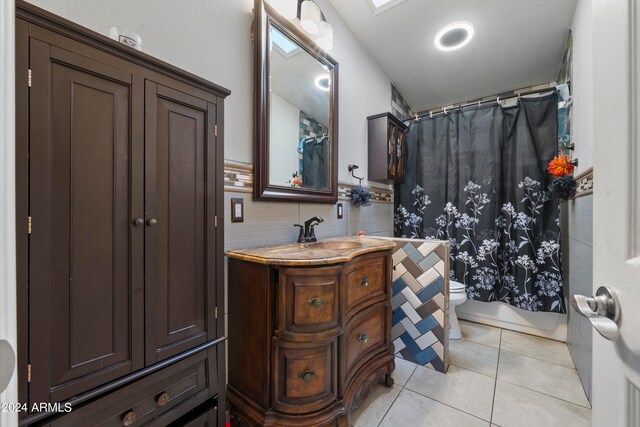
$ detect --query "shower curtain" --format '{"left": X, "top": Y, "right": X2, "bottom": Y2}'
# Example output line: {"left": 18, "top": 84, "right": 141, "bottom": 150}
{"left": 394, "top": 93, "right": 565, "bottom": 313}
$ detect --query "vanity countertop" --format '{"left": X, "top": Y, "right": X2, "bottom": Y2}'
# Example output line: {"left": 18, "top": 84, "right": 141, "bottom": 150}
{"left": 225, "top": 236, "right": 396, "bottom": 266}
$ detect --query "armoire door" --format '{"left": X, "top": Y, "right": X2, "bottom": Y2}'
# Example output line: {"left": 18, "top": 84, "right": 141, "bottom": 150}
{"left": 145, "top": 81, "right": 218, "bottom": 364}
{"left": 28, "top": 39, "right": 145, "bottom": 404}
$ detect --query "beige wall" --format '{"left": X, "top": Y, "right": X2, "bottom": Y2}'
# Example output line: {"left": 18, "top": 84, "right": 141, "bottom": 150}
{"left": 569, "top": 0, "right": 594, "bottom": 172}
{"left": 563, "top": 0, "right": 594, "bottom": 402}
{"left": 24, "top": 0, "right": 395, "bottom": 247}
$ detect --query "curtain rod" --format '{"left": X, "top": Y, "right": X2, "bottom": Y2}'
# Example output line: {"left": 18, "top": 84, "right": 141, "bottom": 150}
{"left": 404, "top": 87, "right": 558, "bottom": 123}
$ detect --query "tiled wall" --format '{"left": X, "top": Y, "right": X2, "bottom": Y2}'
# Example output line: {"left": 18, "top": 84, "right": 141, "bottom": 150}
{"left": 385, "top": 238, "right": 449, "bottom": 373}
{"left": 299, "top": 110, "right": 329, "bottom": 139}
{"left": 561, "top": 168, "right": 594, "bottom": 402}
{"left": 223, "top": 160, "right": 394, "bottom": 251}
{"left": 391, "top": 83, "right": 414, "bottom": 121}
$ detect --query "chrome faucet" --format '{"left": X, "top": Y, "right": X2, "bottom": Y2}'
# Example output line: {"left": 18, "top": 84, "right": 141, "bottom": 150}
{"left": 294, "top": 216, "right": 324, "bottom": 243}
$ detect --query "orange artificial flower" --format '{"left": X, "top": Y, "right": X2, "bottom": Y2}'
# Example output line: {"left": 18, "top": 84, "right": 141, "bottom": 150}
{"left": 547, "top": 155, "right": 574, "bottom": 177}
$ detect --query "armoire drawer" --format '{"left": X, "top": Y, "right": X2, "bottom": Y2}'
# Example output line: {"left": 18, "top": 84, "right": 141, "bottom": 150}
{"left": 47, "top": 350, "right": 216, "bottom": 426}
{"left": 343, "top": 303, "right": 388, "bottom": 378}
{"left": 279, "top": 266, "right": 341, "bottom": 338}
{"left": 344, "top": 254, "right": 386, "bottom": 316}
{"left": 273, "top": 339, "right": 338, "bottom": 415}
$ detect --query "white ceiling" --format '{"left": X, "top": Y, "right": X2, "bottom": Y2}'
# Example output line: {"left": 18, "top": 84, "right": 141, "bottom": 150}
{"left": 327, "top": 0, "right": 577, "bottom": 112}
{"left": 271, "top": 27, "right": 331, "bottom": 126}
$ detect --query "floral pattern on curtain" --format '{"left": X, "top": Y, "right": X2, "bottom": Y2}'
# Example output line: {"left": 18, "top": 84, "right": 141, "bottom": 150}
{"left": 394, "top": 93, "right": 565, "bottom": 313}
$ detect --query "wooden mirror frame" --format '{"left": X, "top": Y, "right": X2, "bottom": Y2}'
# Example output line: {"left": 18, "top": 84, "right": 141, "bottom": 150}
{"left": 254, "top": 0, "right": 339, "bottom": 203}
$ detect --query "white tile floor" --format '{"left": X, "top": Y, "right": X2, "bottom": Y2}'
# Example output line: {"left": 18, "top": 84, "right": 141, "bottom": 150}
{"left": 350, "top": 320, "right": 591, "bottom": 427}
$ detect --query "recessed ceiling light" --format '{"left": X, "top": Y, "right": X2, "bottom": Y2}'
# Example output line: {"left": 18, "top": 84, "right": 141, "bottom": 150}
{"left": 315, "top": 74, "right": 331, "bottom": 91}
{"left": 434, "top": 21, "right": 474, "bottom": 51}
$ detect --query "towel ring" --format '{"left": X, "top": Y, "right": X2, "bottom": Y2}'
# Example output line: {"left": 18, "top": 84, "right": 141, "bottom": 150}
{"left": 348, "top": 164, "right": 364, "bottom": 186}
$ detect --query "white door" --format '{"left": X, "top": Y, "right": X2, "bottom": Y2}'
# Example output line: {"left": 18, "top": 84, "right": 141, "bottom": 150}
{"left": 589, "top": 0, "right": 640, "bottom": 425}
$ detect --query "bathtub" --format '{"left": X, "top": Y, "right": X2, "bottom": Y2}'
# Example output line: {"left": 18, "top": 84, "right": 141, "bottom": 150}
{"left": 455, "top": 300, "right": 567, "bottom": 341}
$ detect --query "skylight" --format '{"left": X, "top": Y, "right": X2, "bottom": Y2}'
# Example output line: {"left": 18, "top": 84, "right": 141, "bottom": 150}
{"left": 271, "top": 29, "right": 299, "bottom": 55}
{"left": 368, "top": 0, "right": 407, "bottom": 15}
{"left": 370, "top": 0, "right": 393, "bottom": 7}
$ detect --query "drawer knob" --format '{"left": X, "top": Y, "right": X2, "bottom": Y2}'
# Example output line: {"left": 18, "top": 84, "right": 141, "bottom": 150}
{"left": 157, "top": 392, "right": 170, "bottom": 407}
{"left": 122, "top": 410, "right": 137, "bottom": 426}
{"left": 297, "top": 369, "right": 316, "bottom": 383}
{"left": 358, "top": 334, "right": 368, "bottom": 343}
{"left": 308, "top": 298, "right": 327, "bottom": 308}
{"left": 361, "top": 277, "right": 369, "bottom": 287}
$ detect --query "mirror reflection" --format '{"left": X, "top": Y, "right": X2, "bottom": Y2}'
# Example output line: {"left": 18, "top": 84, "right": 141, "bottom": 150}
{"left": 268, "top": 24, "right": 331, "bottom": 190}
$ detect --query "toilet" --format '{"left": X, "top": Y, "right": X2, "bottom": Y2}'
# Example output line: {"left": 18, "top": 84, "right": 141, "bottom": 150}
{"left": 449, "top": 280, "right": 468, "bottom": 340}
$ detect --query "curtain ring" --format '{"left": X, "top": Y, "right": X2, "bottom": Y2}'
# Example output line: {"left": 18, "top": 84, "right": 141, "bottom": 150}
{"left": 478, "top": 100, "right": 481, "bottom": 108}
{"left": 443, "top": 106, "right": 448, "bottom": 115}
{"left": 496, "top": 95, "right": 500, "bottom": 105}
{"left": 430, "top": 111, "right": 433, "bottom": 119}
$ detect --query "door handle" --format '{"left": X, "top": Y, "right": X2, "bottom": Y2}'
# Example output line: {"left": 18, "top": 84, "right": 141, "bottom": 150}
{"left": 571, "top": 286, "right": 620, "bottom": 341}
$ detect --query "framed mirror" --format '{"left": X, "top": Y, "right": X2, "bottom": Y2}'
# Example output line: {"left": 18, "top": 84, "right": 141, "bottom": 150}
{"left": 254, "top": 0, "right": 339, "bottom": 203}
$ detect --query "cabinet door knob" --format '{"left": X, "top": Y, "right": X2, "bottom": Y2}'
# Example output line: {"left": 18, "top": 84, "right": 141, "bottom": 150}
{"left": 361, "top": 277, "right": 369, "bottom": 287}
{"left": 147, "top": 218, "right": 158, "bottom": 226}
{"left": 358, "top": 334, "right": 368, "bottom": 343}
{"left": 122, "top": 410, "right": 137, "bottom": 426}
{"left": 133, "top": 218, "right": 144, "bottom": 226}
{"left": 157, "top": 392, "right": 170, "bottom": 407}
{"left": 308, "top": 298, "right": 327, "bottom": 308}
{"left": 297, "top": 369, "right": 315, "bottom": 383}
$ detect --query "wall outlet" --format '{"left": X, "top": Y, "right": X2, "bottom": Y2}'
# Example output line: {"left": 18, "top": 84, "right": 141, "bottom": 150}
{"left": 231, "top": 198, "right": 244, "bottom": 223}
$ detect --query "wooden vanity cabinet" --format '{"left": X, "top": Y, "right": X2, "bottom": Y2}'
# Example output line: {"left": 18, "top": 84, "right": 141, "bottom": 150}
{"left": 367, "top": 113, "right": 408, "bottom": 183}
{"left": 227, "top": 250, "right": 395, "bottom": 427}
{"left": 15, "top": 2, "right": 228, "bottom": 425}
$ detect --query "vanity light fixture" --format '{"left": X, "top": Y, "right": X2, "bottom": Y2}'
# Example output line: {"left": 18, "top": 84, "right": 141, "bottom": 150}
{"left": 315, "top": 74, "right": 331, "bottom": 91}
{"left": 434, "top": 21, "right": 474, "bottom": 51}
{"left": 300, "top": 1, "right": 321, "bottom": 34}
{"left": 269, "top": 0, "right": 297, "bottom": 19}
{"left": 316, "top": 20, "right": 334, "bottom": 51}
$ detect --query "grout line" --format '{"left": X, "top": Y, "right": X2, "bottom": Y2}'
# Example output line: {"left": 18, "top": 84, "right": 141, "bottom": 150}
{"left": 499, "top": 348, "right": 578, "bottom": 371}
{"left": 410, "top": 362, "right": 495, "bottom": 381}
{"left": 376, "top": 385, "right": 404, "bottom": 427}
{"left": 404, "top": 361, "right": 418, "bottom": 385}
{"left": 489, "top": 328, "right": 503, "bottom": 424}
{"left": 446, "top": 362, "right": 497, "bottom": 379}
{"left": 495, "top": 377, "right": 592, "bottom": 409}
{"left": 397, "top": 388, "right": 492, "bottom": 424}
{"left": 454, "top": 337, "right": 500, "bottom": 351}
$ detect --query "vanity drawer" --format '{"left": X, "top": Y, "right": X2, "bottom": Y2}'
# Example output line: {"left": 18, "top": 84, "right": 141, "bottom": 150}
{"left": 343, "top": 303, "right": 389, "bottom": 378}
{"left": 273, "top": 339, "right": 338, "bottom": 415}
{"left": 344, "top": 254, "right": 387, "bottom": 315}
{"left": 48, "top": 349, "right": 216, "bottom": 426}
{"left": 279, "top": 266, "right": 341, "bottom": 338}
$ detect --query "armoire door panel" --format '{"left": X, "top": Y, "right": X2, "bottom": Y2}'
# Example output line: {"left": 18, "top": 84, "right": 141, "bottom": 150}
{"left": 146, "top": 81, "right": 212, "bottom": 364}
{"left": 29, "top": 40, "right": 144, "bottom": 404}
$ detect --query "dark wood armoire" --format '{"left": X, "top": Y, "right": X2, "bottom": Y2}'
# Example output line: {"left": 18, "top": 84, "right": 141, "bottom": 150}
{"left": 15, "top": 2, "right": 229, "bottom": 425}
